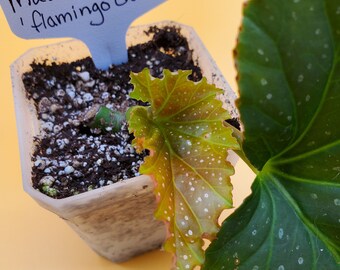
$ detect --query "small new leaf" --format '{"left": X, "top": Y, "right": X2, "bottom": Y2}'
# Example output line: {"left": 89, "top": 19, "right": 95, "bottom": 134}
{"left": 127, "top": 69, "right": 239, "bottom": 269}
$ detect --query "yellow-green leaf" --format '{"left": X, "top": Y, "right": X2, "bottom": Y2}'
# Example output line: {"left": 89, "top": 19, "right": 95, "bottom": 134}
{"left": 127, "top": 68, "right": 239, "bottom": 269}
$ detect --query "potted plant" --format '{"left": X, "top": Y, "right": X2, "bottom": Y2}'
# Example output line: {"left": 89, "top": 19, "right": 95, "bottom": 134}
{"left": 10, "top": 0, "right": 340, "bottom": 269}
{"left": 11, "top": 20, "right": 238, "bottom": 263}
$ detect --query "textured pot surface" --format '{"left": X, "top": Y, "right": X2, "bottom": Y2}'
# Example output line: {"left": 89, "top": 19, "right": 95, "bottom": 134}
{"left": 11, "top": 21, "right": 237, "bottom": 262}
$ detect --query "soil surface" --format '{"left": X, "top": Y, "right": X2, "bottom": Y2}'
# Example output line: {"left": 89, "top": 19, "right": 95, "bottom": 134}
{"left": 23, "top": 26, "right": 238, "bottom": 199}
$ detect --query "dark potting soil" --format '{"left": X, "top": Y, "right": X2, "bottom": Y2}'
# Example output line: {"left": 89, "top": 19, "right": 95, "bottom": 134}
{"left": 23, "top": 26, "right": 238, "bottom": 199}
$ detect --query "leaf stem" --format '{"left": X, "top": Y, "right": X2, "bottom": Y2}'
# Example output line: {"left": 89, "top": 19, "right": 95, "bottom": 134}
{"left": 84, "top": 105, "right": 125, "bottom": 133}
{"left": 224, "top": 121, "right": 259, "bottom": 175}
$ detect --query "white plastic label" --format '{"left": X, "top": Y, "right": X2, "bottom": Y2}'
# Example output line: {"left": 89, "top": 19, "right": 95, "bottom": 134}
{"left": 0, "top": 0, "right": 166, "bottom": 69}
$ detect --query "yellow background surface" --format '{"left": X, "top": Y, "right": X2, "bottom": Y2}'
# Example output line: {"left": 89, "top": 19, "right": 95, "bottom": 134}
{"left": 0, "top": 1, "right": 252, "bottom": 269}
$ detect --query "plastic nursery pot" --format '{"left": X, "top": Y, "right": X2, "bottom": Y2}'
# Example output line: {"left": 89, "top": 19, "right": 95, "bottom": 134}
{"left": 11, "top": 21, "right": 238, "bottom": 262}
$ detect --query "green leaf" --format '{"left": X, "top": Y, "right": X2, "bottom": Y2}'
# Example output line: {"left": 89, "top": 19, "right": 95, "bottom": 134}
{"left": 87, "top": 105, "right": 125, "bottom": 132}
{"left": 127, "top": 68, "right": 239, "bottom": 269}
{"left": 204, "top": 0, "right": 340, "bottom": 269}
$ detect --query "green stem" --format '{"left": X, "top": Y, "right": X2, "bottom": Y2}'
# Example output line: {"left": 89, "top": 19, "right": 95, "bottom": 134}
{"left": 224, "top": 121, "right": 259, "bottom": 175}
{"left": 87, "top": 105, "right": 125, "bottom": 133}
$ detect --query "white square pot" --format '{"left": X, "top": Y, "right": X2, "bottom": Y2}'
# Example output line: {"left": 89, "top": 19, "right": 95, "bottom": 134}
{"left": 11, "top": 21, "right": 237, "bottom": 262}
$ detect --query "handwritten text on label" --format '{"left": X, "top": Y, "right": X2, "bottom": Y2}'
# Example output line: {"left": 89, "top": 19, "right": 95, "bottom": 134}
{"left": 1, "top": 0, "right": 166, "bottom": 69}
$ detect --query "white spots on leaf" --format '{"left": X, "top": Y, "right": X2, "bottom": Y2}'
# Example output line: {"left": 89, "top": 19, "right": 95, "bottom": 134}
{"left": 315, "top": 28, "right": 321, "bottom": 35}
{"left": 307, "top": 63, "right": 312, "bottom": 70}
{"left": 252, "top": 230, "right": 257, "bottom": 236}
{"left": 233, "top": 256, "right": 240, "bottom": 266}
{"left": 278, "top": 228, "right": 284, "bottom": 239}
{"left": 310, "top": 5, "right": 315, "bottom": 11}
{"left": 188, "top": 230, "right": 193, "bottom": 236}
{"left": 305, "top": 95, "right": 311, "bottom": 102}
{"left": 183, "top": 255, "right": 188, "bottom": 260}
{"left": 297, "top": 74, "right": 304, "bottom": 83}
{"left": 336, "top": 6, "right": 340, "bottom": 15}
{"left": 292, "top": 11, "right": 298, "bottom": 21}
{"left": 325, "top": 131, "right": 332, "bottom": 136}
{"left": 184, "top": 215, "right": 189, "bottom": 221}
{"left": 252, "top": 266, "right": 259, "bottom": 270}
{"left": 185, "top": 264, "right": 190, "bottom": 269}
{"left": 204, "top": 193, "right": 209, "bottom": 198}
{"left": 287, "top": 116, "right": 292, "bottom": 122}
{"left": 266, "top": 93, "right": 273, "bottom": 100}
{"left": 204, "top": 208, "right": 209, "bottom": 213}
{"left": 298, "top": 257, "right": 304, "bottom": 265}
{"left": 307, "top": 141, "right": 315, "bottom": 147}
{"left": 310, "top": 193, "right": 318, "bottom": 200}
{"left": 278, "top": 265, "right": 285, "bottom": 270}
{"left": 334, "top": 199, "right": 340, "bottom": 206}
{"left": 261, "top": 78, "right": 268, "bottom": 86}
{"left": 257, "top": 48, "right": 264, "bottom": 55}
{"left": 293, "top": 0, "right": 300, "bottom": 3}
{"left": 333, "top": 167, "right": 340, "bottom": 172}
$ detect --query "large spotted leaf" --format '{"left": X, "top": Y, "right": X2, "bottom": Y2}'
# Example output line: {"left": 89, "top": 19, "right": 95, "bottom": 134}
{"left": 127, "top": 69, "right": 239, "bottom": 269}
{"left": 204, "top": 0, "right": 340, "bottom": 269}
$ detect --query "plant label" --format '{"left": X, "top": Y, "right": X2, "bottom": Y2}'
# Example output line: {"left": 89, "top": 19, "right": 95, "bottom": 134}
{"left": 0, "top": 0, "right": 166, "bottom": 69}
